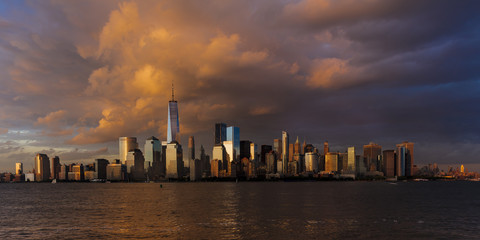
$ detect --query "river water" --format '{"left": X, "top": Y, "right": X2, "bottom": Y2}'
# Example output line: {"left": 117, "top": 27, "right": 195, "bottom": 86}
{"left": 0, "top": 181, "right": 479, "bottom": 239}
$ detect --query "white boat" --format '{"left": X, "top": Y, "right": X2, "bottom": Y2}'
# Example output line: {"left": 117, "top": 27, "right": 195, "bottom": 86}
{"left": 51, "top": 179, "right": 57, "bottom": 184}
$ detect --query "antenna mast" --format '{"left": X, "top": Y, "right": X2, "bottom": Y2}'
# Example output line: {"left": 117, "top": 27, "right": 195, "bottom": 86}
{"left": 171, "top": 81, "right": 175, "bottom": 101}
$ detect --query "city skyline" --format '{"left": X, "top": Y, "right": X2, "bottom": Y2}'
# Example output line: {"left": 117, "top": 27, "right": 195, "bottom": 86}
{"left": 1, "top": 1, "right": 480, "bottom": 172}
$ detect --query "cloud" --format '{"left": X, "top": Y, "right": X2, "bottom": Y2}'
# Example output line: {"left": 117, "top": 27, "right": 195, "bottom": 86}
{"left": 1, "top": 0, "right": 480, "bottom": 170}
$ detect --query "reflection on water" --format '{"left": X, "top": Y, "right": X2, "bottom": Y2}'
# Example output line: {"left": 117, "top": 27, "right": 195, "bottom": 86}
{"left": 1, "top": 181, "right": 479, "bottom": 239}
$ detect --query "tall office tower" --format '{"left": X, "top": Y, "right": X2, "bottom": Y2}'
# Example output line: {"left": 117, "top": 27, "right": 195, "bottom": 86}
{"left": 213, "top": 145, "right": 226, "bottom": 165}
{"left": 265, "top": 151, "right": 276, "bottom": 174}
{"left": 15, "top": 163, "right": 23, "bottom": 175}
{"left": 240, "top": 140, "right": 251, "bottom": 160}
{"left": 200, "top": 145, "right": 210, "bottom": 176}
{"left": 35, "top": 153, "right": 50, "bottom": 182}
{"left": 167, "top": 84, "right": 180, "bottom": 143}
{"left": 383, "top": 150, "right": 395, "bottom": 177}
{"left": 51, "top": 156, "right": 61, "bottom": 180}
{"left": 325, "top": 152, "right": 338, "bottom": 172}
{"left": 395, "top": 146, "right": 406, "bottom": 176}
{"left": 95, "top": 159, "right": 109, "bottom": 179}
{"left": 294, "top": 137, "right": 301, "bottom": 155}
{"left": 133, "top": 149, "right": 146, "bottom": 181}
{"left": 363, "top": 142, "right": 382, "bottom": 172}
{"left": 119, "top": 137, "right": 138, "bottom": 164}
{"left": 214, "top": 123, "right": 227, "bottom": 145}
{"left": 281, "top": 131, "right": 289, "bottom": 174}
{"left": 323, "top": 141, "right": 329, "bottom": 155}
{"left": 305, "top": 152, "right": 319, "bottom": 173}
{"left": 250, "top": 142, "right": 258, "bottom": 162}
{"left": 145, "top": 136, "right": 161, "bottom": 177}
{"left": 223, "top": 141, "right": 234, "bottom": 163}
{"left": 273, "top": 138, "right": 282, "bottom": 160}
{"left": 288, "top": 144, "right": 294, "bottom": 162}
{"left": 188, "top": 136, "right": 195, "bottom": 160}
{"left": 302, "top": 139, "right": 307, "bottom": 155}
{"left": 126, "top": 149, "right": 145, "bottom": 180}
{"left": 226, "top": 126, "right": 240, "bottom": 162}
{"left": 396, "top": 142, "right": 414, "bottom": 176}
{"left": 166, "top": 142, "right": 183, "bottom": 179}
{"left": 260, "top": 145, "right": 273, "bottom": 165}
{"left": 347, "top": 147, "right": 356, "bottom": 172}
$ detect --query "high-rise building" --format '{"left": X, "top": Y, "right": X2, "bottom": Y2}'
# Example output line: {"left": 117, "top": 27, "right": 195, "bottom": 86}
{"left": 324, "top": 141, "right": 329, "bottom": 155}
{"left": 95, "top": 159, "right": 109, "bottom": 179}
{"left": 51, "top": 156, "right": 61, "bottom": 180}
{"left": 200, "top": 145, "right": 210, "bottom": 176}
{"left": 363, "top": 142, "right": 382, "bottom": 172}
{"left": 226, "top": 126, "right": 240, "bottom": 162}
{"left": 281, "top": 131, "right": 289, "bottom": 174}
{"left": 383, "top": 150, "right": 395, "bottom": 177}
{"left": 260, "top": 145, "right": 273, "bottom": 165}
{"left": 240, "top": 140, "right": 251, "bottom": 160}
{"left": 396, "top": 146, "right": 406, "bottom": 176}
{"left": 166, "top": 142, "right": 183, "bottom": 179}
{"left": 125, "top": 149, "right": 146, "bottom": 181}
{"left": 288, "top": 143, "right": 294, "bottom": 162}
{"left": 347, "top": 147, "right": 356, "bottom": 172}
{"left": 188, "top": 136, "right": 195, "bottom": 161}
{"left": 265, "top": 151, "right": 276, "bottom": 174}
{"left": 250, "top": 142, "right": 258, "bottom": 162}
{"left": 167, "top": 84, "right": 179, "bottom": 143}
{"left": 35, "top": 153, "right": 50, "bottom": 182}
{"left": 15, "top": 163, "right": 23, "bottom": 175}
{"left": 273, "top": 138, "right": 282, "bottom": 160}
{"left": 294, "top": 137, "right": 301, "bottom": 155}
{"left": 214, "top": 123, "right": 227, "bottom": 145}
{"left": 325, "top": 152, "right": 338, "bottom": 172}
{"left": 305, "top": 152, "right": 319, "bottom": 173}
{"left": 396, "top": 142, "right": 414, "bottom": 176}
{"left": 119, "top": 137, "right": 138, "bottom": 164}
{"left": 145, "top": 136, "right": 161, "bottom": 177}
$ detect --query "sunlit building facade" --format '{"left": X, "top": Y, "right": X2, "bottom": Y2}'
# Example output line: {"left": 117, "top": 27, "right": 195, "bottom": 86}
{"left": 226, "top": 126, "right": 240, "bottom": 162}
{"left": 166, "top": 142, "right": 183, "bottom": 179}
{"left": 347, "top": 147, "right": 356, "bottom": 172}
{"left": 305, "top": 152, "right": 319, "bottom": 173}
{"left": 119, "top": 137, "right": 138, "bottom": 164}
{"left": 281, "top": 131, "right": 289, "bottom": 174}
{"left": 35, "top": 153, "right": 50, "bottom": 182}
{"left": 15, "top": 163, "right": 23, "bottom": 175}
{"left": 325, "top": 152, "right": 338, "bottom": 172}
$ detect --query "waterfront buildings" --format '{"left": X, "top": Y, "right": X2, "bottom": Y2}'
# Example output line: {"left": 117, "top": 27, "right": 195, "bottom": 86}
{"left": 383, "top": 150, "right": 395, "bottom": 177}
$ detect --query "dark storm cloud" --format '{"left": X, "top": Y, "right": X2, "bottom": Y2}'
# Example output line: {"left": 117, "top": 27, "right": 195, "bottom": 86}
{"left": 0, "top": 0, "right": 479, "bottom": 171}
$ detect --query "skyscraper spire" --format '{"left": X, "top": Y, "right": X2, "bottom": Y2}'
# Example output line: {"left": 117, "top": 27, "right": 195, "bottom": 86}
{"left": 171, "top": 81, "right": 175, "bottom": 101}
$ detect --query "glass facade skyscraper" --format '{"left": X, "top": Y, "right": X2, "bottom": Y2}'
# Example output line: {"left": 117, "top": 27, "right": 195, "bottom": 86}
{"left": 215, "top": 123, "right": 227, "bottom": 146}
{"left": 226, "top": 126, "right": 240, "bottom": 162}
{"left": 167, "top": 100, "right": 179, "bottom": 143}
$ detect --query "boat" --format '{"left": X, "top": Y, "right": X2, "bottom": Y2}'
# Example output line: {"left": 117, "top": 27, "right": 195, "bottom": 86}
{"left": 51, "top": 179, "right": 57, "bottom": 184}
